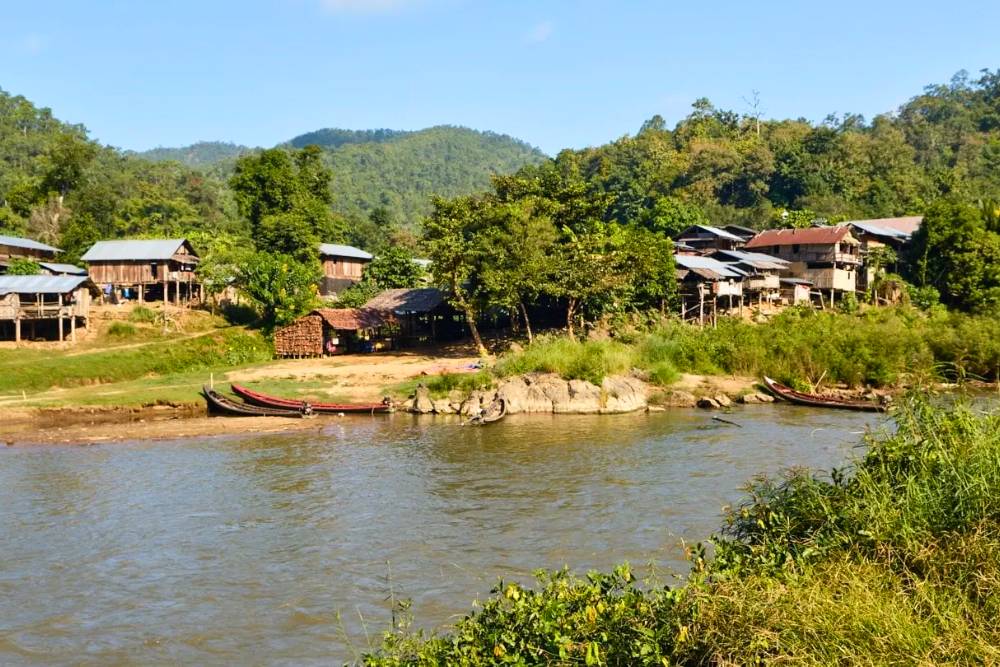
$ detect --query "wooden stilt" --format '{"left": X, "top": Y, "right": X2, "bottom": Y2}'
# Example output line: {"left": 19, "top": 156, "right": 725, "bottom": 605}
{"left": 15, "top": 318, "right": 21, "bottom": 344}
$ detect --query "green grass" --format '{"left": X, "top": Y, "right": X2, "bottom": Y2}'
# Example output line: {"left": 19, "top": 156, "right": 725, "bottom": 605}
{"left": 0, "top": 327, "right": 272, "bottom": 396}
{"left": 363, "top": 397, "right": 1000, "bottom": 665}
{"left": 388, "top": 370, "right": 494, "bottom": 399}
{"left": 493, "top": 307, "right": 1000, "bottom": 389}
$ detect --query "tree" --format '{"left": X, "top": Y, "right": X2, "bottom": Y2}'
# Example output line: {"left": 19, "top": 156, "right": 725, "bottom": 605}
{"left": 6, "top": 258, "right": 41, "bottom": 275}
{"left": 424, "top": 195, "right": 488, "bottom": 355}
{"left": 363, "top": 246, "right": 424, "bottom": 289}
{"left": 234, "top": 252, "right": 320, "bottom": 329}
{"left": 906, "top": 199, "right": 1000, "bottom": 312}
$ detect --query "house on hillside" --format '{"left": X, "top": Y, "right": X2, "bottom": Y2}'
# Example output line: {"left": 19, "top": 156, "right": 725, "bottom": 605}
{"left": 0, "top": 235, "right": 61, "bottom": 273}
{"left": 709, "top": 249, "right": 790, "bottom": 306}
{"left": 274, "top": 308, "right": 395, "bottom": 357}
{"left": 840, "top": 217, "right": 921, "bottom": 291}
{"left": 745, "top": 227, "right": 861, "bottom": 305}
{"left": 675, "top": 225, "right": 747, "bottom": 252}
{"left": 674, "top": 254, "right": 744, "bottom": 323}
{"left": 319, "top": 243, "right": 373, "bottom": 296}
{"left": 0, "top": 275, "right": 99, "bottom": 343}
{"left": 81, "top": 239, "right": 200, "bottom": 304}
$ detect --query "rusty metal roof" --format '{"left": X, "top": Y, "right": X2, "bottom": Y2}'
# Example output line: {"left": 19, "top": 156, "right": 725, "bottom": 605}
{"left": 746, "top": 227, "right": 856, "bottom": 248}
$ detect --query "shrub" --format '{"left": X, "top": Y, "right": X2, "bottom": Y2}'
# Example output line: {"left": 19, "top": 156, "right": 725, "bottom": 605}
{"left": 128, "top": 305, "right": 158, "bottom": 323}
{"left": 107, "top": 322, "right": 137, "bottom": 337}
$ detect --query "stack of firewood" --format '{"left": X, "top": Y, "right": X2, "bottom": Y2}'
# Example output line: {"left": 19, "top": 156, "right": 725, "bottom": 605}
{"left": 274, "top": 315, "right": 323, "bottom": 357}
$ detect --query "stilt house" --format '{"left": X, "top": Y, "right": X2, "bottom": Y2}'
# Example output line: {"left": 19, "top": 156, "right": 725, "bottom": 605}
{"left": 745, "top": 227, "right": 861, "bottom": 304}
{"left": 0, "top": 235, "right": 61, "bottom": 273}
{"left": 81, "top": 239, "right": 201, "bottom": 304}
{"left": 0, "top": 275, "right": 98, "bottom": 342}
{"left": 319, "top": 243, "right": 373, "bottom": 295}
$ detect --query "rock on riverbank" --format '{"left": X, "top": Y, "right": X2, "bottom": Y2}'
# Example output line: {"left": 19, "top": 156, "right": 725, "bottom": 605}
{"left": 406, "top": 373, "right": 650, "bottom": 415}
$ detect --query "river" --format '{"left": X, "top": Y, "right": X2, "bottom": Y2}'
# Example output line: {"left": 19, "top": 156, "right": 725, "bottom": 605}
{"left": 0, "top": 405, "right": 886, "bottom": 665}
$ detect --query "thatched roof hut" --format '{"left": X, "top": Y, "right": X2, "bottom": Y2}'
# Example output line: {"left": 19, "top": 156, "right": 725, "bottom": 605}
{"left": 273, "top": 308, "right": 394, "bottom": 358}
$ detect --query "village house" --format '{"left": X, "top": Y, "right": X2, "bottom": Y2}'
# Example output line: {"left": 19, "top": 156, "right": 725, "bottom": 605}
{"left": 674, "top": 254, "right": 744, "bottom": 324}
{"left": 319, "top": 243, "right": 373, "bottom": 296}
{"left": 721, "top": 224, "right": 759, "bottom": 243}
{"left": 708, "top": 249, "right": 790, "bottom": 307}
{"left": 363, "top": 287, "right": 464, "bottom": 346}
{"left": 675, "top": 224, "right": 747, "bottom": 252}
{"left": 0, "top": 275, "right": 98, "bottom": 343}
{"left": 841, "top": 216, "right": 922, "bottom": 291}
{"left": 81, "top": 239, "right": 201, "bottom": 304}
{"left": 0, "top": 234, "right": 61, "bottom": 273}
{"left": 745, "top": 227, "right": 861, "bottom": 305}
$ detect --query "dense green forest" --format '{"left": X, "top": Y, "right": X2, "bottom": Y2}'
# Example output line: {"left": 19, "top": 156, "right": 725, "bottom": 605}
{"left": 137, "top": 126, "right": 547, "bottom": 227}
{"left": 2, "top": 70, "right": 1000, "bottom": 319}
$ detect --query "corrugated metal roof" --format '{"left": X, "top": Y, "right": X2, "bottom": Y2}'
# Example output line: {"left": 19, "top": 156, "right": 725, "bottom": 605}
{"left": 38, "top": 262, "right": 88, "bottom": 276}
{"left": 842, "top": 216, "right": 922, "bottom": 236}
{"left": 746, "top": 227, "right": 856, "bottom": 248}
{"left": 844, "top": 221, "right": 912, "bottom": 239}
{"left": 363, "top": 288, "right": 446, "bottom": 313}
{"left": 0, "top": 234, "right": 61, "bottom": 254}
{"left": 712, "top": 250, "right": 790, "bottom": 270}
{"left": 677, "top": 224, "right": 746, "bottom": 242}
{"left": 0, "top": 275, "right": 91, "bottom": 296}
{"left": 318, "top": 243, "right": 373, "bottom": 260}
{"left": 673, "top": 254, "right": 742, "bottom": 278}
{"left": 312, "top": 308, "right": 393, "bottom": 330}
{"left": 81, "top": 239, "right": 191, "bottom": 261}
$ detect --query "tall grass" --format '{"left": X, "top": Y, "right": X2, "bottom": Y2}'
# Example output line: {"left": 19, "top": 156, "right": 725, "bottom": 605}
{"left": 364, "top": 397, "right": 1000, "bottom": 664}
{"left": 494, "top": 307, "right": 1000, "bottom": 388}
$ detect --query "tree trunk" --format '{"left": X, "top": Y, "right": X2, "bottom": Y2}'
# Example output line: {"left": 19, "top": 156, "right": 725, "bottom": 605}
{"left": 519, "top": 301, "right": 533, "bottom": 343}
{"left": 464, "top": 305, "right": 487, "bottom": 356}
{"left": 566, "top": 299, "right": 577, "bottom": 341}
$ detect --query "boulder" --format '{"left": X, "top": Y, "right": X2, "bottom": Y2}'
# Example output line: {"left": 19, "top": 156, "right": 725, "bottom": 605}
{"left": 432, "top": 398, "right": 454, "bottom": 414}
{"left": 697, "top": 397, "right": 722, "bottom": 410}
{"left": 554, "top": 379, "right": 602, "bottom": 413}
{"left": 661, "top": 390, "right": 698, "bottom": 408}
{"left": 714, "top": 394, "right": 733, "bottom": 408}
{"left": 739, "top": 393, "right": 760, "bottom": 404}
{"left": 497, "top": 374, "right": 560, "bottom": 414}
{"left": 600, "top": 375, "right": 648, "bottom": 413}
{"left": 460, "top": 390, "right": 486, "bottom": 416}
{"left": 756, "top": 392, "right": 775, "bottom": 403}
{"left": 412, "top": 385, "right": 434, "bottom": 414}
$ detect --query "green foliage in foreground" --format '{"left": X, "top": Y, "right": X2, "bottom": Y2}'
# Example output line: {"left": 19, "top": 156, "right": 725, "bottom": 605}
{"left": 494, "top": 307, "right": 1000, "bottom": 388}
{"left": 365, "top": 398, "right": 1000, "bottom": 664}
{"left": 0, "top": 328, "right": 272, "bottom": 393}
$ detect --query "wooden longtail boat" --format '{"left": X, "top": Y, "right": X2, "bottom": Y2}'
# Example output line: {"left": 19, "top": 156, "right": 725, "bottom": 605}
{"left": 463, "top": 398, "right": 507, "bottom": 425}
{"left": 762, "top": 376, "right": 887, "bottom": 413}
{"left": 230, "top": 383, "right": 393, "bottom": 414}
{"left": 203, "top": 386, "right": 310, "bottom": 418}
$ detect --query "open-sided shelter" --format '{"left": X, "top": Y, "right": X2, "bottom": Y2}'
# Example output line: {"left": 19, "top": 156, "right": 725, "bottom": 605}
{"left": 81, "top": 239, "right": 200, "bottom": 304}
{"left": 363, "top": 288, "right": 462, "bottom": 346}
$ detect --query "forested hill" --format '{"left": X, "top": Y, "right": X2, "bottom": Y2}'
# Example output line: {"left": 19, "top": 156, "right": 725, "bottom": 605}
{"left": 137, "top": 125, "right": 547, "bottom": 226}
{"left": 133, "top": 141, "right": 254, "bottom": 167}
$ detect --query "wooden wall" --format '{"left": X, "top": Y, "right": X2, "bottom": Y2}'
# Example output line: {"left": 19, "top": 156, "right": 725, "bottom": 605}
{"left": 0, "top": 244, "right": 55, "bottom": 262}
{"left": 88, "top": 260, "right": 196, "bottom": 285}
{"left": 322, "top": 257, "right": 368, "bottom": 280}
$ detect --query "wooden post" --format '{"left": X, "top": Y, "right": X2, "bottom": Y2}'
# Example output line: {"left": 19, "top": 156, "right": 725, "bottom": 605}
{"left": 14, "top": 317, "right": 20, "bottom": 344}
{"left": 698, "top": 286, "right": 704, "bottom": 327}
{"left": 164, "top": 280, "right": 170, "bottom": 305}
{"left": 139, "top": 284, "right": 144, "bottom": 303}
{"left": 70, "top": 313, "right": 76, "bottom": 342}
{"left": 58, "top": 293, "right": 64, "bottom": 342}
{"left": 175, "top": 279, "right": 180, "bottom": 306}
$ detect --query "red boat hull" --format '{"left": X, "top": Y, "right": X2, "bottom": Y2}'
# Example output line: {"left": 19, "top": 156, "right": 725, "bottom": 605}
{"left": 230, "top": 383, "right": 392, "bottom": 414}
{"left": 762, "top": 376, "right": 886, "bottom": 412}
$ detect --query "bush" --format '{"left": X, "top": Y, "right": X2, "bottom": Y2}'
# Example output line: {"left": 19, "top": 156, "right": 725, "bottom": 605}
{"left": 364, "top": 398, "right": 1000, "bottom": 664}
{"left": 107, "top": 322, "right": 137, "bottom": 337}
{"left": 128, "top": 305, "right": 158, "bottom": 323}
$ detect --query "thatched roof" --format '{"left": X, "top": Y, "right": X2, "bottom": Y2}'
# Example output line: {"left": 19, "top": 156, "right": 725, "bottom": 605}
{"left": 363, "top": 288, "right": 446, "bottom": 314}
{"left": 312, "top": 308, "right": 392, "bottom": 330}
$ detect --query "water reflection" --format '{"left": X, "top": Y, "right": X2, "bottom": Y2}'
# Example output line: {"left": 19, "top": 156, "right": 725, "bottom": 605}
{"left": 0, "top": 405, "right": 884, "bottom": 664}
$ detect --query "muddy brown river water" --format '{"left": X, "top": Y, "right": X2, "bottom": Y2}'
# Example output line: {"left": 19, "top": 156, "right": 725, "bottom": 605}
{"left": 0, "top": 405, "right": 886, "bottom": 665}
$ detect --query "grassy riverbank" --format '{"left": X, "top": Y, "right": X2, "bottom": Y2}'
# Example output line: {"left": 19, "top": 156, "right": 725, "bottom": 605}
{"left": 363, "top": 397, "right": 1000, "bottom": 664}
{"left": 493, "top": 306, "right": 1000, "bottom": 390}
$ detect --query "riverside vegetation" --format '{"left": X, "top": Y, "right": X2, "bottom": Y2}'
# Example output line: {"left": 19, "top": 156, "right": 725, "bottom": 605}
{"left": 363, "top": 396, "right": 1000, "bottom": 664}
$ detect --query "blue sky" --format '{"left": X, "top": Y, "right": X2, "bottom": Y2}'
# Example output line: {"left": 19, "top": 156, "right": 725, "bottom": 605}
{"left": 3, "top": 0, "right": 998, "bottom": 155}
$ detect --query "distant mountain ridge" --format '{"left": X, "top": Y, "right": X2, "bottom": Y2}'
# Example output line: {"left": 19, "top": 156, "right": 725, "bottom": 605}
{"left": 135, "top": 125, "right": 547, "bottom": 226}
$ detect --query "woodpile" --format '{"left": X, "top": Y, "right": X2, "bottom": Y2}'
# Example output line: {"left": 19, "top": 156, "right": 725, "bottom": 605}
{"left": 274, "top": 314, "right": 323, "bottom": 357}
